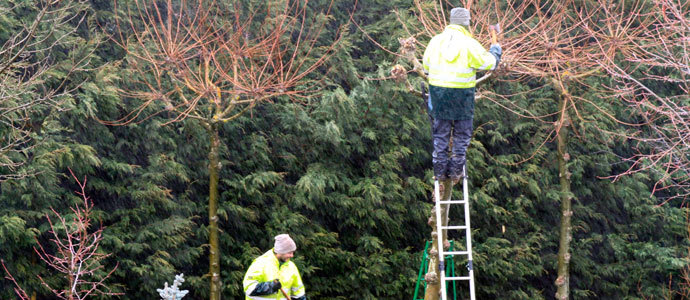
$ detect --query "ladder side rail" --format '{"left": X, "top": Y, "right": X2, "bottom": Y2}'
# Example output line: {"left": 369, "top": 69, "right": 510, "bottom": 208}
{"left": 462, "top": 167, "right": 476, "bottom": 299}
{"left": 434, "top": 180, "right": 448, "bottom": 300}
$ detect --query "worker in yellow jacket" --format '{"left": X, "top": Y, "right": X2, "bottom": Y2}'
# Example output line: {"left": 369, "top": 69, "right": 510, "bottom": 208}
{"left": 243, "top": 234, "right": 307, "bottom": 300}
{"left": 423, "top": 7, "right": 502, "bottom": 184}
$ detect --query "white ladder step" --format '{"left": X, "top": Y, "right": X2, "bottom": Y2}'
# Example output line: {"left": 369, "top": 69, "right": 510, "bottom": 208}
{"left": 438, "top": 200, "right": 467, "bottom": 204}
{"left": 442, "top": 225, "right": 468, "bottom": 230}
{"left": 442, "top": 250, "right": 469, "bottom": 256}
{"left": 445, "top": 276, "right": 472, "bottom": 281}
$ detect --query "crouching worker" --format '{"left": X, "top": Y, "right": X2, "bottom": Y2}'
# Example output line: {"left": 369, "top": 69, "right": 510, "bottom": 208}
{"left": 243, "top": 234, "right": 307, "bottom": 300}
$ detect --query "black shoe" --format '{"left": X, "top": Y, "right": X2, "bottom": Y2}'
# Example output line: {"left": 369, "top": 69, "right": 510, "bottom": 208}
{"left": 449, "top": 170, "right": 464, "bottom": 183}
{"left": 449, "top": 162, "right": 465, "bottom": 180}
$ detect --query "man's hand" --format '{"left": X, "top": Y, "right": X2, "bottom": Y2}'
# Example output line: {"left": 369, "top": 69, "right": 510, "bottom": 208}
{"left": 270, "top": 279, "right": 282, "bottom": 292}
{"left": 249, "top": 279, "right": 282, "bottom": 296}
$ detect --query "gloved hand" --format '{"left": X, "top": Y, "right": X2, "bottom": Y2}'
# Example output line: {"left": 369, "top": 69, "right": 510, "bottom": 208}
{"left": 249, "top": 279, "right": 282, "bottom": 296}
{"left": 489, "top": 44, "right": 502, "bottom": 60}
{"left": 269, "top": 279, "right": 282, "bottom": 292}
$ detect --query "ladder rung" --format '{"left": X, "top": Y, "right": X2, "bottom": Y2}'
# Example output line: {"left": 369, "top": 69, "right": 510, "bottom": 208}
{"left": 438, "top": 200, "right": 467, "bottom": 204}
{"left": 442, "top": 225, "right": 468, "bottom": 230}
{"left": 444, "top": 276, "right": 472, "bottom": 281}
{"left": 441, "top": 250, "right": 469, "bottom": 256}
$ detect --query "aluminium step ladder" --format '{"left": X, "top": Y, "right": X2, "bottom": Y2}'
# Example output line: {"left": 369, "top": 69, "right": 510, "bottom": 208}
{"left": 434, "top": 166, "right": 475, "bottom": 300}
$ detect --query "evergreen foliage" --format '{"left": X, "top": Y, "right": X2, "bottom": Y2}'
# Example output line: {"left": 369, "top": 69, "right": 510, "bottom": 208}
{"left": 0, "top": 0, "right": 688, "bottom": 299}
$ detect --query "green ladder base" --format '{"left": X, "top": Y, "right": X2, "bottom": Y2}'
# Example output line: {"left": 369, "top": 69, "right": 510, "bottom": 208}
{"left": 412, "top": 240, "right": 458, "bottom": 300}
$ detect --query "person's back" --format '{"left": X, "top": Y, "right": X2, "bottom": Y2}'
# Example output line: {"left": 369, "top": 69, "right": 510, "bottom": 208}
{"left": 425, "top": 24, "right": 494, "bottom": 90}
{"left": 422, "top": 7, "right": 502, "bottom": 183}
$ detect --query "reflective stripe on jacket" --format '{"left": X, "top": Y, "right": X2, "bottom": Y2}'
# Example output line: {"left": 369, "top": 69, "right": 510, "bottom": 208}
{"left": 243, "top": 249, "right": 306, "bottom": 300}
{"left": 423, "top": 25, "right": 497, "bottom": 89}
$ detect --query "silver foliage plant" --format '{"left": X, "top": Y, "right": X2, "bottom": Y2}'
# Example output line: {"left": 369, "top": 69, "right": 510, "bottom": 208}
{"left": 157, "top": 274, "right": 189, "bottom": 300}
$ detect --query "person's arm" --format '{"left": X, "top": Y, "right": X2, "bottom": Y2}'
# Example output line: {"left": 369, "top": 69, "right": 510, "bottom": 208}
{"left": 249, "top": 279, "right": 282, "bottom": 296}
{"left": 422, "top": 37, "right": 437, "bottom": 75}
{"left": 467, "top": 39, "right": 499, "bottom": 71}
{"left": 244, "top": 260, "right": 281, "bottom": 297}
{"left": 288, "top": 266, "right": 307, "bottom": 300}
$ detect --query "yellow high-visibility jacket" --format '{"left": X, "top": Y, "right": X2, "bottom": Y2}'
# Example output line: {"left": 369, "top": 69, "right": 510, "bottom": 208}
{"left": 423, "top": 25, "right": 497, "bottom": 89}
{"left": 243, "top": 249, "right": 306, "bottom": 300}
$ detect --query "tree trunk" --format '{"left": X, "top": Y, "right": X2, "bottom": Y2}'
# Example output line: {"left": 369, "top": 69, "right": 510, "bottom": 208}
{"left": 67, "top": 273, "right": 74, "bottom": 300}
{"left": 425, "top": 179, "right": 453, "bottom": 300}
{"left": 555, "top": 94, "right": 573, "bottom": 300}
{"left": 208, "top": 123, "right": 221, "bottom": 300}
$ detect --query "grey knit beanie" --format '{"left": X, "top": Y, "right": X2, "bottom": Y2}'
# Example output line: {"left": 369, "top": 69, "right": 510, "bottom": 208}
{"left": 450, "top": 7, "right": 470, "bottom": 26}
{"left": 274, "top": 234, "right": 297, "bottom": 254}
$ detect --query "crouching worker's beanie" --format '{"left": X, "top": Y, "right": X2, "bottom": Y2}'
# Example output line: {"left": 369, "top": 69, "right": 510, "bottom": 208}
{"left": 274, "top": 234, "right": 297, "bottom": 254}
{"left": 450, "top": 7, "right": 470, "bottom": 26}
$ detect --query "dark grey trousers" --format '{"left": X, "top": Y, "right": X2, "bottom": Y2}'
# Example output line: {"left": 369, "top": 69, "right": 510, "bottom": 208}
{"left": 432, "top": 118, "right": 473, "bottom": 179}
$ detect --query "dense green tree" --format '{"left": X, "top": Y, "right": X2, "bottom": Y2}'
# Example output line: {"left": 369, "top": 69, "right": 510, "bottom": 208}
{"left": 1, "top": 1, "right": 687, "bottom": 300}
{"left": 0, "top": 0, "right": 107, "bottom": 298}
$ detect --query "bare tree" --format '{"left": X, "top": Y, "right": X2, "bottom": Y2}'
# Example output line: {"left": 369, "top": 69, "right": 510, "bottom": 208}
{"left": 595, "top": 0, "right": 690, "bottom": 202}
{"left": 2, "top": 169, "right": 120, "bottom": 300}
{"left": 0, "top": 0, "right": 95, "bottom": 181}
{"left": 107, "top": 1, "right": 343, "bottom": 299}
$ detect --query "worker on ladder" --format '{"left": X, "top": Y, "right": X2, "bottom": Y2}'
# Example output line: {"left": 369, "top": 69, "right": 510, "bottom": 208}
{"left": 423, "top": 7, "right": 502, "bottom": 188}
